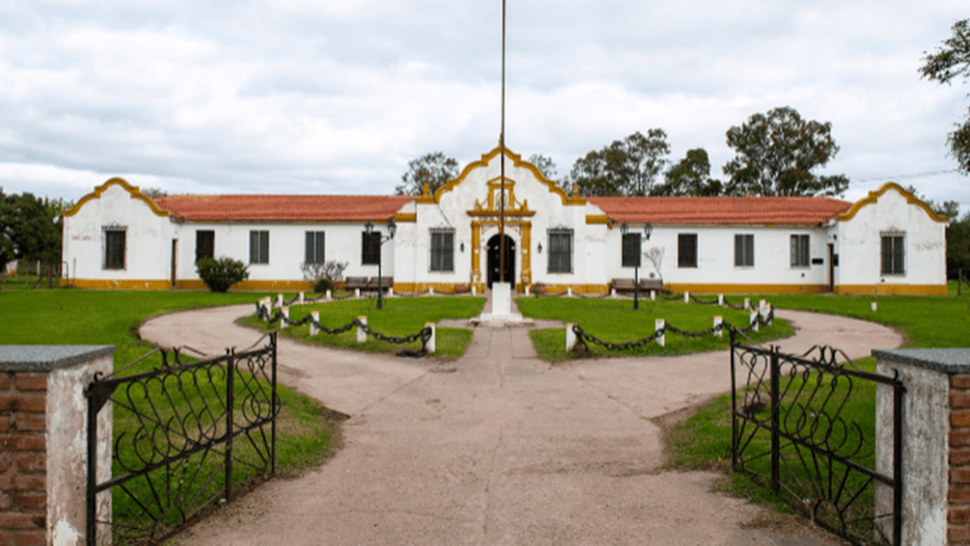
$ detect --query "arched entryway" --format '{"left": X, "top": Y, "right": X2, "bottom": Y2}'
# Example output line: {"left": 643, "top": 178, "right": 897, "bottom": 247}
{"left": 487, "top": 234, "right": 515, "bottom": 289}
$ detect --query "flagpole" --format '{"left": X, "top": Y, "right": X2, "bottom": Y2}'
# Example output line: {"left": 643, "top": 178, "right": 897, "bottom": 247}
{"left": 499, "top": 0, "right": 506, "bottom": 286}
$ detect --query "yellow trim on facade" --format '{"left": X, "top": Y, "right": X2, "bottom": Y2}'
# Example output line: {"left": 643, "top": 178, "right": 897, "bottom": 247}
{"left": 834, "top": 284, "right": 947, "bottom": 296}
{"left": 585, "top": 215, "right": 612, "bottom": 225}
{"left": 392, "top": 282, "right": 479, "bottom": 294}
{"left": 665, "top": 283, "right": 829, "bottom": 295}
{"left": 417, "top": 143, "right": 587, "bottom": 206}
{"left": 535, "top": 283, "right": 610, "bottom": 295}
{"left": 836, "top": 182, "right": 949, "bottom": 223}
{"left": 392, "top": 212, "right": 417, "bottom": 223}
{"left": 66, "top": 279, "right": 175, "bottom": 290}
{"left": 63, "top": 178, "right": 171, "bottom": 218}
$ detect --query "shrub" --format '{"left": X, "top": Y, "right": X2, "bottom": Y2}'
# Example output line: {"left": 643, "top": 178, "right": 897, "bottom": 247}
{"left": 301, "top": 260, "right": 348, "bottom": 293}
{"left": 196, "top": 257, "right": 249, "bottom": 292}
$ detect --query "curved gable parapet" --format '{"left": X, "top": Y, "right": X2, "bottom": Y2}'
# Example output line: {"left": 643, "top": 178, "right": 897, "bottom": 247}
{"left": 63, "top": 177, "right": 171, "bottom": 218}
{"left": 418, "top": 144, "right": 587, "bottom": 206}
{"left": 837, "top": 182, "right": 949, "bottom": 223}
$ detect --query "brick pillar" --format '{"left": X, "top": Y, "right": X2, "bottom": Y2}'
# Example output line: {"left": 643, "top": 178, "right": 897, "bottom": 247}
{"left": 0, "top": 346, "right": 113, "bottom": 546}
{"left": 874, "top": 348, "right": 970, "bottom": 546}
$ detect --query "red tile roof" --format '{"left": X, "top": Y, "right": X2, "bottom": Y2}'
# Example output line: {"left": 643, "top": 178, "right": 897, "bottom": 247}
{"left": 589, "top": 196, "right": 853, "bottom": 225}
{"left": 154, "top": 194, "right": 414, "bottom": 222}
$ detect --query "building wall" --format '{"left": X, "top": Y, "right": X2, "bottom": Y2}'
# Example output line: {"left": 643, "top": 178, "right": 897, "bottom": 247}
{"left": 835, "top": 184, "right": 948, "bottom": 295}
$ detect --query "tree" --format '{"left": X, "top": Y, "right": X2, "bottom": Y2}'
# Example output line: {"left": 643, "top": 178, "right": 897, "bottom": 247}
{"left": 920, "top": 18, "right": 970, "bottom": 173}
{"left": 948, "top": 212, "right": 970, "bottom": 280}
{"left": 396, "top": 152, "right": 459, "bottom": 196}
{"left": 196, "top": 257, "right": 249, "bottom": 292}
{"left": 0, "top": 191, "right": 63, "bottom": 271}
{"left": 527, "top": 153, "right": 558, "bottom": 181}
{"left": 904, "top": 185, "right": 960, "bottom": 220}
{"left": 567, "top": 130, "right": 671, "bottom": 196}
{"left": 722, "top": 106, "right": 849, "bottom": 197}
{"left": 141, "top": 187, "right": 169, "bottom": 199}
{"left": 655, "top": 148, "right": 723, "bottom": 196}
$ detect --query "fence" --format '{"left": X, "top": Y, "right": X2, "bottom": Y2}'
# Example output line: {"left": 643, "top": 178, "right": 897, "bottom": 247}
{"left": 85, "top": 334, "right": 279, "bottom": 545}
{"left": 730, "top": 332, "right": 905, "bottom": 545}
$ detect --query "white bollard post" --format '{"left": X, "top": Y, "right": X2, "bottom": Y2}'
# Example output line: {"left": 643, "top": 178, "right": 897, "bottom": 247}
{"left": 524, "top": 286, "right": 529, "bottom": 296}
{"left": 309, "top": 311, "right": 319, "bottom": 336}
{"left": 684, "top": 292, "right": 689, "bottom": 303}
{"left": 298, "top": 291, "right": 304, "bottom": 304}
{"left": 567, "top": 287, "right": 573, "bottom": 297}
{"left": 750, "top": 310, "right": 759, "bottom": 332}
{"left": 355, "top": 288, "right": 360, "bottom": 298}
{"left": 759, "top": 299, "right": 766, "bottom": 315}
{"left": 765, "top": 304, "right": 773, "bottom": 326}
{"left": 611, "top": 288, "right": 616, "bottom": 297}
{"left": 744, "top": 297, "right": 750, "bottom": 310}
{"left": 650, "top": 290, "right": 656, "bottom": 301}
{"left": 565, "top": 323, "right": 576, "bottom": 351}
{"left": 425, "top": 322, "right": 436, "bottom": 354}
{"left": 357, "top": 316, "right": 367, "bottom": 343}
{"left": 714, "top": 316, "right": 723, "bottom": 337}
{"left": 280, "top": 307, "right": 289, "bottom": 329}
{"left": 472, "top": 286, "right": 477, "bottom": 296}
{"left": 655, "top": 319, "right": 665, "bottom": 347}
{"left": 429, "top": 287, "right": 435, "bottom": 295}
{"left": 326, "top": 289, "right": 332, "bottom": 300}
{"left": 718, "top": 294, "right": 724, "bottom": 306}
{"left": 388, "top": 287, "right": 394, "bottom": 297}
{"left": 871, "top": 301, "right": 878, "bottom": 312}
{"left": 276, "top": 294, "right": 283, "bottom": 308}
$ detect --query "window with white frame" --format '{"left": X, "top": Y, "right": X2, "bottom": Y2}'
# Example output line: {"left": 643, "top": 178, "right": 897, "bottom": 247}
{"left": 430, "top": 229, "right": 454, "bottom": 272}
{"left": 249, "top": 230, "right": 269, "bottom": 264}
{"left": 881, "top": 233, "right": 905, "bottom": 275}
{"left": 305, "top": 231, "right": 325, "bottom": 263}
{"left": 103, "top": 226, "right": 126, "bottom": 270}
{"left": 548, "top": 229, "right": 573, "bottom": 273}
{"left": 678, "top": 233, "right": 698, "bottom": 268}
{"left": 734, "top": 234, "right": 754, "bottom": 267}
{"left": 790, "top": 234, "right": 810, "bottom": 267}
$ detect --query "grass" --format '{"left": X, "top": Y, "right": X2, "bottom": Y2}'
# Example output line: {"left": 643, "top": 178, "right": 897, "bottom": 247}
{"left": 665, "top": 283, "right": 970, "bottom": 538}
{"left": 0, "top": 282, "right": 340, "bottom": 540}
{"left": 515, "top": 296, "right": 794, "bottom": 361}
{"left": 238, "top": 296, "right": 486, "bottom": 359}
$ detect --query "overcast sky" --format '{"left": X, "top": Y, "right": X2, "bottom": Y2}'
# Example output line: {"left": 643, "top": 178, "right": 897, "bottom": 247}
{"left": 2, "top": 0, "right": 969, "bottom": 213}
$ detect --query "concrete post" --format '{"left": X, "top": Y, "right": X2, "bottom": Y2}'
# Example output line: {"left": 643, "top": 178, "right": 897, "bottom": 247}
{"left": 565, "top": 323, "right": 576, "bottom": 351}
{"left": 472, "top": 286, "right": 477, "bottom": 296}
{"left": 871, "top": 349, "right": 970, "bottom": 546}
{"left": 0, "top": 346, "right": 114, "bottom": 545}
{"left": 684, "top": 292, "right": 689, "bottom": 303}
{"left": 387, "top": 288, "right": 394, "bottom": 297}
{"left": 429, "top": 287, "right": 434, "bottom": 295}
{"left": 650, "top": 290, "right": 656, "bottom": 301}
{"left": 567, "top": 287, "right": 573, "bottom": 297}
{"left": 744, "top": 297, "right": 750, "bottom": 310}
{"left": 275, "top": 294, "right": 283, "bottom": 308}
{"left": 424, "top": 323, "right": 436, "bottom": 354}
{"left": 610, "top": 288, "right": 616, "bottom": 297}
{"left": 326, "top": 289, "right": 332, "bottom": 300}
{"left": 357, "top": 316, "right": 367, "bottom": 343}
{"left": 298, "top": 291, "right": 304, "bottom": 304}
{"left": 764, "top": 304, "right": 772, "bottom": 326}
{"left": 655, "top": 319, "right": 665, "bottom": 347}
{"left": 280, "top": 307, "right": 289, "bottom": 329}
{"left": 718, "top": 294, "right": 724, "bottom": 306}
{"left": 749, "top": 311, "right": 759, "bottom": 332}
{"left": 714, "top": 316, "right": 723, "bottom": 338}
{"left": 523, "top": 286, "right": 528, "bottom": 297}
{"left": 354, "top": 288, "right": 360, "bottom": 298}
{"left": 309, "top": 311, "right": 319, "bottom": 336}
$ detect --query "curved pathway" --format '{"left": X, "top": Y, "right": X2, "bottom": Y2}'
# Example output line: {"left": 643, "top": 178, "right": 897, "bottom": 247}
{"left": 140, "top": 301, "right": 902, "bottom": 546}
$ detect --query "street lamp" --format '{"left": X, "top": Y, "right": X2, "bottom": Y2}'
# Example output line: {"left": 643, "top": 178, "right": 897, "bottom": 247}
{"left": 364, "top": 219, "right": 396, "bottom": 309}
{"left": 620, "top": 221, "right": 653, "bottom": 310}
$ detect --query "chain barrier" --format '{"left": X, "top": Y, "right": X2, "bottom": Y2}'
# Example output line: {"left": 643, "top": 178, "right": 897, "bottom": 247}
{"left": 572, "top": 307, "right": 775, "bottom": 353}
{"left": 255, "top": 303, "right": 432, "bottom": 350}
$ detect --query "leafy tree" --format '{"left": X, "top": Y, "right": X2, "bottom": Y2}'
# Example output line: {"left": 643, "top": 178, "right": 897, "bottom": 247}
{"left": 567, "top": 130, "right": 671, "bottom": 196}
{"left": 655, "top": 148, "right": 723, "bottom": 196}
{"left": 949, "top": 212, "right": 970, "bottom": 280}
{"left": 723, "top": 106, "right": 849, "bottom": 197}
{"left": 196, "top": 257, "right": 249, "bottom": 292}
{"left": 920, "top": 18, "right": 970, "bottom": 173}
{"left": 0, "top": 191, "right": 63, "bottom": 271}
{"left": 527, "top": 153, "right": 558, "bottom": 181}
{"left": 904, "top": 185, "right": 960, "bottom": 220}
{"left": 396, "top": 152, "right": 459, "bottom": 196}
{"left": 141, "top": 187, "right": 169, "bottom": 199}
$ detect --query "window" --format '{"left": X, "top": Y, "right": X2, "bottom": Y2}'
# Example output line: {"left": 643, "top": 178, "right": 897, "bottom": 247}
{"left": 678, "top": 233, "right": 698, "bottom": 268}
{"left": 249, "top": 230, "right": 269, "bottom": 264}
{"left": 548, "top": 229, "right": 573, "bottom": 273}
{"left": 362, "top": 231, "right": 381, "bottom": 265}
{"left": 881, "top": 233, "right": 905, "bottom": 275}
{"left": 734, "top": 234, "right": 754, "bottom": 267}
{"left": 621, "top": 233, "right": 641, "bottom": 267}
{"left": 103, "top": 226, "right": 126, "bottom": 270}
{"left": 430, "top": 229, "right": 454, "bottom": 272}
{"left": 305, "top": 231, "right": 325, "bottom": 263}
{"left": 196, "top": 230, "right": 215, "bottom": 262}
{"left": 790, "top": 234, "right": 810, "bottom": 267}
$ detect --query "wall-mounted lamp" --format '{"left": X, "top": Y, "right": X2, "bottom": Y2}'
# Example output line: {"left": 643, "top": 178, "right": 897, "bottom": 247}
{"left": 460, "top": 242, "right": 465, "bottom": 253}
{"left": 537, "top": 242, "right": 543, "bottom": 254}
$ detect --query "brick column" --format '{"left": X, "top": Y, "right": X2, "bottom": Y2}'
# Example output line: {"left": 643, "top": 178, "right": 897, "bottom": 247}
{"left": 0, "top": 346, "right": 113, "bottom": 546}
{"left": 874, "top": 348, "right": 970, "bottom": 546}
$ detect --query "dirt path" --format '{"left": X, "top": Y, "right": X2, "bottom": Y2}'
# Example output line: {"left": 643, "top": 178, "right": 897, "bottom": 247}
{"left": 140, "top": 301, "right": 902, "bottom": 545}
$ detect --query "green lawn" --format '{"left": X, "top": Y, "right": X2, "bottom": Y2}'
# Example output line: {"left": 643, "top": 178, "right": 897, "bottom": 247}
{"left": 516, "top": 296, "right": 794, "bottom": 361}
{"left": 239, "top": 296, "right": 485, "bottom": 358}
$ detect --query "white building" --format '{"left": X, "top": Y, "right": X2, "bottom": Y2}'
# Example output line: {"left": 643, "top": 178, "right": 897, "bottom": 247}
{"left": 62, "top": 144, "right": 949, "bottom": 295}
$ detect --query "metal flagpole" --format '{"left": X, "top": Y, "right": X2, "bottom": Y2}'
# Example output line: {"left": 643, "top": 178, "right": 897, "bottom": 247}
{"left": 499, "top": 0, "right": 506, "bottom": 286}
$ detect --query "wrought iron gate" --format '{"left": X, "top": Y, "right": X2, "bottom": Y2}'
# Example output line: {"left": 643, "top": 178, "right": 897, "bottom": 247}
{"left": 730, "top": 331, "right": 905, "bottom": 545}
{"left": 85, "top": 333, "right": 278, "bottom": 545}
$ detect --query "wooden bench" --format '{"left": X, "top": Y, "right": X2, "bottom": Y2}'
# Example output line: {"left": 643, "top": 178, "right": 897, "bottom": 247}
{"left": 639, "top": 278, "right": 664, "bottom": 292}
{"left": 366, "top": 277, "right": 393, "bottom": 292}
{"left": 344, "top": 276, "right": 369, "bottom": 292}
{"left": 611, "top": 278, "right": 664, "bottom": 293}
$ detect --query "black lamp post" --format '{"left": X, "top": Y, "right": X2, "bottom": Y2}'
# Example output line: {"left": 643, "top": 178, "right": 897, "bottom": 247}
{"left": 365, "top": 219, "right": 396, "bottom": 310}
{"left": 620, "top": 221, "right": 653, "bottom": 310}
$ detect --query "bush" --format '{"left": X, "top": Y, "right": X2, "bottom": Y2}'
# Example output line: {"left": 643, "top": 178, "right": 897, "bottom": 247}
{"left": 302, "top": 260, "right": 348, "bottom": 293}
{"left": 196, "top": 257, "right": 249, "bottom": 292}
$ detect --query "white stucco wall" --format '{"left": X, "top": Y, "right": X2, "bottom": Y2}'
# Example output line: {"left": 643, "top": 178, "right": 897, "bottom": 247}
{"left": 836, "top": 186, "right": 947, "bottom": 291}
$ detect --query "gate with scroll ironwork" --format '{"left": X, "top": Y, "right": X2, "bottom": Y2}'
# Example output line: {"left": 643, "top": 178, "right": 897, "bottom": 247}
{"left": 730, "top": 331, "right": 905, "bottom": 546}
{"left": 85, "top": 333, "right": 279, "bottom": 545}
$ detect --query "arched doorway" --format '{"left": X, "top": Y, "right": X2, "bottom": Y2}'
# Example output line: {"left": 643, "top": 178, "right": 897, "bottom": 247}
{"left": 487, "top": 234, "right": 515, "bottom": 289}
